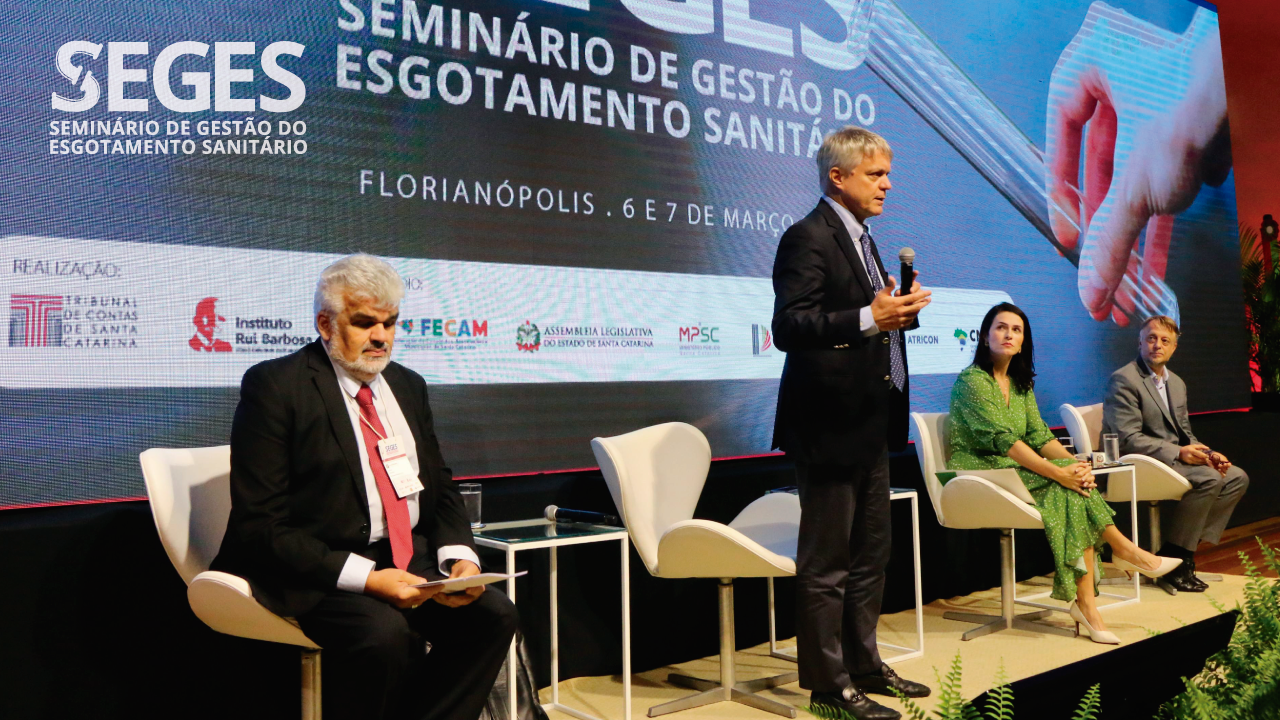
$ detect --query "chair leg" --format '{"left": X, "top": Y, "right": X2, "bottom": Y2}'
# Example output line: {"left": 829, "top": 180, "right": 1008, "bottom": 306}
{"left": 946, "top": 530, "right": 1076, "bottom": 641}
{"left": 649, "top": 579, "right": 797, "bottom": 718}
{"left": 301, "top": 649, "right": 321, "bottom": 720}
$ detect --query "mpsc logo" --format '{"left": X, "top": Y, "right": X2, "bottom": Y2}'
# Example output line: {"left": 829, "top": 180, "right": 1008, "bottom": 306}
{"left": 678, "top": 324, "right": 720, "bottom": 357}
{"left": 52, "top": 40, "right": 306, "bottom": 114}
{"left": 678, "top": 326, "right": 719, "bottom": 344}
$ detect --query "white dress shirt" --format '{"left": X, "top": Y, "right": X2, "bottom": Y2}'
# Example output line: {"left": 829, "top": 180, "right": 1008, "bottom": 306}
{"left": 330, "top": 359, "right": 481, "bottom": 592}
{"left": 1150, "top": 363, "right": 1172, "bottom": 413}
{"left": 822, "top": 196, "right": 883, "bottom": 337}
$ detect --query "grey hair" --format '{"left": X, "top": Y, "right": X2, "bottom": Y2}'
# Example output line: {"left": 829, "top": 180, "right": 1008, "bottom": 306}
{"left": 313, "top": 253, "right": 405, "bottom": 321}
{"left": 816, "top": 126, "right": 894, "bottom": 192}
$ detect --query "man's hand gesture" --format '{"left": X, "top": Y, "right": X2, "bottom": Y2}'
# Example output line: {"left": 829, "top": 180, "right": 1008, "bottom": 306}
{"left": 870, "top": 273, "right": 931, "bottom": 331}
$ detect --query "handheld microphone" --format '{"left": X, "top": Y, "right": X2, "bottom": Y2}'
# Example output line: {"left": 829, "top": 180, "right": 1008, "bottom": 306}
{"left": 898, "top": 247, "right": 916, "bottom": 297}
{"left": 544, "top": 505, "right": 621, "bottom": 527}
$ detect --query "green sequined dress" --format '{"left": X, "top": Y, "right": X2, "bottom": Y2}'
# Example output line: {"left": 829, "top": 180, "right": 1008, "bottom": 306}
{"left": 947, "top": 365, "right": 1115, "bottom": 602}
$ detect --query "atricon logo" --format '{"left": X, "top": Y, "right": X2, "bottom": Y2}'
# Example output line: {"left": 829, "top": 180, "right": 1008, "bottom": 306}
{"left": 515, "top": 321, "right": 541, "bottom": 353}
{"left": 751, "top": 323, "right": 774, "bottom": 355}
{"left": 8, "top": 294, "right": 63, "bottom": 347}
{"left": 52, "top": 41, "right": 306, "bottom": 113}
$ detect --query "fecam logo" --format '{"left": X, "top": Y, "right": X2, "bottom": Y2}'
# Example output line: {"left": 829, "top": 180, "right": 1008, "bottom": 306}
{"left": 516, "top": 321, "right": 541, "bottom": 353}
{"left": 190, "top": 297, "right": 232, "bottom": 352}
{"left": 8, "top": 294, "right": 63, "bottom": 348}
{"left": 52, "top": 41, "right": 306, "bottom": 113}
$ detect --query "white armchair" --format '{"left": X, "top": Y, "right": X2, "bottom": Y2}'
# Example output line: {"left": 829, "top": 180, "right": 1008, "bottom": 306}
{"left": 592, "top": 423, "right": 800, "bottom": 718}
{"left": 909, "top": 412, "right": 1075, "bottom": 640}
{"left": 1060, "top": 403, "right": 1197, "bottom": 591}
{"left": 140, "top": 447, "right": 322, "bottom": 720}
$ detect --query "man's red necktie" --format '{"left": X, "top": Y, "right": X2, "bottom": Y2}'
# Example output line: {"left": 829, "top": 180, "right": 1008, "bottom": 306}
{"left": 355, "top": 384, "right": 413, "bottom": 570}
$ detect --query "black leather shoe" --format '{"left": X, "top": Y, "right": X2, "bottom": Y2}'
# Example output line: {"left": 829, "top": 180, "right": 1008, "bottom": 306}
{"left": 852, "top": 663, "right": 932, "bottom": 698}
{"left": 1184, "top": 558, "right": 1209, "bottom": 591}
{"left": 1164, "top": 561, "right": 1207, "bottom": 592}
{"left": 810, "top": 688, "right": 901, "bottom": 720}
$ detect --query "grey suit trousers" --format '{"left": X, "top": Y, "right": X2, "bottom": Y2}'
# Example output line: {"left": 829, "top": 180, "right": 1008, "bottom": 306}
{"left": 1163, "top": 461, "right": 1250, "bottom": 552}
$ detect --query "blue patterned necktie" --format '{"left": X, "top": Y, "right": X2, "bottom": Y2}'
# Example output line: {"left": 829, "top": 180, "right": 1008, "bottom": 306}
{"left": 860, "top": 229, "right": 906, "bottom": 391}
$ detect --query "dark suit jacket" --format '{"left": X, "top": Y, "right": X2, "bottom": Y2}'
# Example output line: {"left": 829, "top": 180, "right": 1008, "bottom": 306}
{"left": 771, "top": 201, "right": 913, "bottom": 464}
{"left": 211, "top": 340, "right": 475, "bottom": 617}
{"left": 1102, "top": 358, "right": 1196, "bottom": 467}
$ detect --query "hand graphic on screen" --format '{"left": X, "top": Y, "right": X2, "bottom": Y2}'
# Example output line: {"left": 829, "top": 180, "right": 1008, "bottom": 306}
{"left": 1046, "top": 11, "right": 1231, "bottom": 325}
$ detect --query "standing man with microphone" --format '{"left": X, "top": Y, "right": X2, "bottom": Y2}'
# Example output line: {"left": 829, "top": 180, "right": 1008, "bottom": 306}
{"left": 772, "top": 127, "right": 932, "bottom": 720}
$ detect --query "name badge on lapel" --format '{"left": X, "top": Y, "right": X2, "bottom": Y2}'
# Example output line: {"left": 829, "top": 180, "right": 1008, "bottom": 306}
{"left": 377, "top": 437, "right": 425, "bottom": 498}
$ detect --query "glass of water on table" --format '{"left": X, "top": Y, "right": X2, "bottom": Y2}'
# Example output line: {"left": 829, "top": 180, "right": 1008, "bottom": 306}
{"left": 460, "top": 483, "right": 483, "bottom": 528}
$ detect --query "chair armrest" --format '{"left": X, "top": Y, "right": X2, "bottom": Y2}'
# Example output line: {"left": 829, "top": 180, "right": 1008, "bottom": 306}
{"left": 940, "top": 476, "right": 1044, "bottom": 530}
{"left": 1111, "top": 454, "right": 1192, "bottom": 502}
{"left": 188, "top": 571, "right": 320, "bottom": 649}
{"left": 655, "top": 520, "right": 796, "bottom": 579}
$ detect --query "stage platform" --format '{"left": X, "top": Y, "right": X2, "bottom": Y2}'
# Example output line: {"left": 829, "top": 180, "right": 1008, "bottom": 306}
{"left": 538, "top": 570, "right": 1251, "bottom": 719}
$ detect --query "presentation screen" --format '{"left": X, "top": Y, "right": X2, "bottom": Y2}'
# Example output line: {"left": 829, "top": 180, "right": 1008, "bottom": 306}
{"left": 1, "top": 0, "right": 1247, "bottom": 507}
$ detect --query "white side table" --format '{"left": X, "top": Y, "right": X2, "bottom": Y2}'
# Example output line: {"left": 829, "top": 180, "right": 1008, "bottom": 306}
{"left": 1015, "top": 462, "right": 1141, "bottom": 611}
{"left": 474, "top": 519, "right": 632, "bottom": 720}
{"left": 767, "top": 487, "right": 925, "bottom": 664}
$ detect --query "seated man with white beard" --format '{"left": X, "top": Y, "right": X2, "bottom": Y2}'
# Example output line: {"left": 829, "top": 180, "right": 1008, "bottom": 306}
{"left": 212, "top": 253, "right": 517, "bottom": 720}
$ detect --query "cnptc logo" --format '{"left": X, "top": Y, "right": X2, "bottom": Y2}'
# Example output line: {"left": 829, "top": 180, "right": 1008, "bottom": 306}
{"left": 516, "top": 320, "right": 541, "bottom": 352}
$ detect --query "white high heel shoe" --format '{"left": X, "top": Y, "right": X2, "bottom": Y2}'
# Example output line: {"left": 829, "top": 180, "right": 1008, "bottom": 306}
{"left": 1113, "top": 554, "right": 1182, "bottom": 579}
{"left": 1068, "top": 601, "right": 1120, "bottom": 645}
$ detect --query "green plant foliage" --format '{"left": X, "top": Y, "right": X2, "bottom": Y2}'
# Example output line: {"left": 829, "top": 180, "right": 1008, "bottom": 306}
{"left": 1158, "top": 539, "right": 1280, "bottom": 719}
{"left": 804, "top": 653, "right": 1096, "bottom": 720}
{"left": 982, "top": 663, "right": 1014, "bottom": 720}
{"left": 1071, "top": 684, "right": 1101, "bottom": 720}
{"left": 1241, "top": 223, "right": 1280, "bottom": 393}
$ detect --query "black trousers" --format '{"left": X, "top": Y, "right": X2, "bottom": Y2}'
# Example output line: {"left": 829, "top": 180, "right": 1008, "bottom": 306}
{"left": 296, "top": 546, "right": 519, "bottom": 720}
{"left": 794, "top": 450, "right": 891, "bottom": 691}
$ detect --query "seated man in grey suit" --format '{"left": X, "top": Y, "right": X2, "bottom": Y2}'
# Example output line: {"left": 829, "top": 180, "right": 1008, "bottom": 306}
{"left": 1102, "top": 315, "right": 1249, "bottom": 592}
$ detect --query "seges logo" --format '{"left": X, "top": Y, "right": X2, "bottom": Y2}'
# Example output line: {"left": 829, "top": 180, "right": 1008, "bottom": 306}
{"left": 52, "top": 41, "right": 306, "bottom": 114}
{"left": 751, "top": 323, "right": 774, "bottom": 355}
{"left": 8, "top": 294, "right": 63, "bottom": 347}
{"left": 516, "top": 321, "right": 541, "bottom": 353}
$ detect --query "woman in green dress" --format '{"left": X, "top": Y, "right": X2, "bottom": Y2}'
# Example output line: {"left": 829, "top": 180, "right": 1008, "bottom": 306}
{"left": 948, "top": 303, "right": 1181, "bottom": 644}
